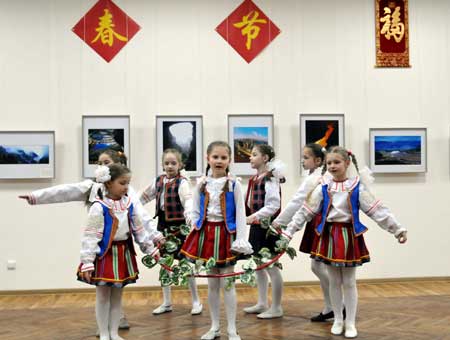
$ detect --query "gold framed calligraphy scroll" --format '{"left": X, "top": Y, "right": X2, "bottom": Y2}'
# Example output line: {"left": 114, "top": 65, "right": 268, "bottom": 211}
{"left": 375, "top": 0, "right": 410, "bottom": 67}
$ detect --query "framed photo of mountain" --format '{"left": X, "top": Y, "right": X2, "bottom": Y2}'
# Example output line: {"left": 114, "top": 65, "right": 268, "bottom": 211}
{"left": 228, "top": 114, "right": 274, "bottom": 176}
{"left": 156, "top": 115, "right": 203, "bottom": 177}
{"left": 369, "top": 128, "right": 427, "bottom": 173}
{"left": 82, "top": 115, "right": 130, "bottom": 178}
{"left": 0, "top": 131, "right": 55, "bottom": 179}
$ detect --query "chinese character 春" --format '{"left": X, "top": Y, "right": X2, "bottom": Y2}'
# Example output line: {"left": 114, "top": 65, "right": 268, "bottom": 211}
{"left": 233, "top": 11, "right": 267, "bottom": 50}
{"left": 380, "top": 6, "right": 405, "bottom": 43}
{"left": 91, "top": 9, "right": 128, "bottom": 46}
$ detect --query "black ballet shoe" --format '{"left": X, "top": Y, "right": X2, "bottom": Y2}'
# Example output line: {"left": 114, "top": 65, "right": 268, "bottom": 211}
{"left": 310, "top": 310, "right": 334, "bottom": 322}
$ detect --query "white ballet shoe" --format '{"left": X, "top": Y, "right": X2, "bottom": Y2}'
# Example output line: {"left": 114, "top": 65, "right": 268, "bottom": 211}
{"left": 243, "top": 304, "right": 268, "bottom": 314}
{"left": 200, "top": 328, "right": 220, "bottom": 340}
{"left": 191, "top": 303, "right": 203, "bottom": 315}
{"left": 345, "top": 324, "right": 358, "bottom": 338}
{"left": 331, "top": 320, "right": 344, "bottom": 335}
{"left": 110, "top": 334, "right": 124, "bottom": 340}
{"left": 119, "top": 316, "right": 130, "bottom": 329}
{"left": 227, "top": 332, "right": 241, "bottom": 340}
{"left": 152, "top": 304, "right": 173, "bottom": 315}
{"left": 257, "top": 307, "right": 283, "bottom": 319}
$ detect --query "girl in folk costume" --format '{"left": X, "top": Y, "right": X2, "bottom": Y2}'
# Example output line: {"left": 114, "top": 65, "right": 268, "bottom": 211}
{"left": 243, "top": 144, "right": 285, "bottom": 319}
{"left": 180, "top": 141, "right": 253, "bottom": 340}
{"left": 77, "top": 164, "right": 160, "bottom": 340}
{"left": 282, "top": 146, "right": 407, "bottom": 338}
{"left": 273, "top": 143, "right": 335, "bottom": 322}
{"left": 18, "top": 149, "right": 163, "bottom": 332}
{"left": 138, "top": 148, "right": 202, "bottom": 315}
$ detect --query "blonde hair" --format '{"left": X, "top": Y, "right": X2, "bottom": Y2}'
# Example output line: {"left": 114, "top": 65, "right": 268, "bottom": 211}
{"left": 162, "top": 148, "right": 184, "bottom": 170}
{"left": 322, "top": 146, "right": 359, "bottom": 175}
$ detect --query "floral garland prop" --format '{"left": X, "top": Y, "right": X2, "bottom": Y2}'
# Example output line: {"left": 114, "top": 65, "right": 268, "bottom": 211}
{"left": 142, "top": 218, "right": 297, "bottom": 290}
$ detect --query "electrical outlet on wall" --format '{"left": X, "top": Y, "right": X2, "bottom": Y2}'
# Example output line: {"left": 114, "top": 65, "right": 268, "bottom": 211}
{"left": 7, "top": 260, "right": 16, "bottom": 270}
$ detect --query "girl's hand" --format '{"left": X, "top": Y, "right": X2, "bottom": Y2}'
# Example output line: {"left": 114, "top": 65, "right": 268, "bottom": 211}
{"left": 82, "top": 270, "right": 93, "bottom": 283}
{"left": 156, "top": 237, "right": 166, "bottom": 247}
{"left": 18, "top": 195, "right": 32, "bottom": 204}
{"left": 246, "top": 215, "right": 257, "bottom": 225}
{"left": 397, "top": 231, "right": 407, "bottom": 244}
{"left": 152, "top": 249, "right": 161, "bottom": 262}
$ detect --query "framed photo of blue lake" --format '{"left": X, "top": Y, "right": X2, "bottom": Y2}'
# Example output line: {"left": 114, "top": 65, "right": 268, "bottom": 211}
{"left": 82, "top": 115, "right": 130, "bottom": 178}
{"left": 0, "top": 131, "right": 55, "bottom": 179}
{"left": 369, "top": 128, "right": 427, "bottom": 173}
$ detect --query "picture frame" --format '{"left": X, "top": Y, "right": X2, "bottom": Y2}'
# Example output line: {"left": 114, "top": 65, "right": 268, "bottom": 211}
{"left": 299, "top": 113, "right": 345, "bottom": 173}
{"left": 82, "top": 115, "right": 130, "bottom": 178}
{"left": 228, "top": 114, "right": 274, "bottom": 176}
{"left": 156, "top": 115, "right": 203, "bottom": 177}
{"left": 369, "top": 128, "right": 427, "bottom": 173}
{"left": 0, "top": 131, "right": 55, "bottom": 179}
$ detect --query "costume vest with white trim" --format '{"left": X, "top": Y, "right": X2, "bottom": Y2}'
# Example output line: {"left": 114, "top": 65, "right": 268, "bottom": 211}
{"left": 154, "top": 175, "right": 185, "bottom": 222}
{"left": 95, "top": 199, "right": 136, "bottom": 259}
{"left": 195, "top": 181, "right": 236, "bottom": 233}
{"left": 315, "top": 182, "right": 368, "bottom": 236}
{"left": 245, "top": 174, "right": 281, "bottom": 223}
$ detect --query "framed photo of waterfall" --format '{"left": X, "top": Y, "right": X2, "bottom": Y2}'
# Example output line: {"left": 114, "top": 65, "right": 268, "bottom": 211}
{"left": 299, "top": 114, "right": 345, "bottom": 174}
{"left": 369, "top": 128, "right": 427, "bottom": 173}
{"left": 156, "top": 115, "right": 203, "bottom": 177}
{"left": 82, "top": 115, "right": 130, "bottom": 178}
{"left": 0, "top": 131, "right": 55, "bottom": 179}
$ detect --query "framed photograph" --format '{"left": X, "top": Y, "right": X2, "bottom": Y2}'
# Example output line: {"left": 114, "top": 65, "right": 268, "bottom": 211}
{"left": 369, "top": 128, "right": 427, "bottom": 173}
{"left": 82, "top": 115, "right": 130, "bottom": 178}
{"left": 228, "top": 114, "right": 274, "bottom": 176}
{"left": 0, "top": 131, "right": 55, "bottom": 179}
{"left": 156, "top": 115, "right": 203, "bottom": 177}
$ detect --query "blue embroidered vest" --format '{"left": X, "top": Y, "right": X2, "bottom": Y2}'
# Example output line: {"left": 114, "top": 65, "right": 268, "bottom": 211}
{"left": 97, "top": 201, "right": 135, "bottom": 259}
{"left": 315, "top": 182, "right": 368, "bottom": 236}
{"left": 195, "top": 181, "right": 236, "bottom": 233}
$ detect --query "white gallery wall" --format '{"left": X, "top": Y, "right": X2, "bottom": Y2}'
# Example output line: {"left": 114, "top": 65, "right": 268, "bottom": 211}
{"left": 1, "top": 0, "right": 449, "bottom": 291}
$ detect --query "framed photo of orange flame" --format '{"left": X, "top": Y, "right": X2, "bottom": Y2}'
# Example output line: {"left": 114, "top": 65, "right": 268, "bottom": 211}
{"left": 228, "top": 114, "right": 274, "bottom": 176}
{"left": 299, "top": 114, "right": 345, "bottom": 172}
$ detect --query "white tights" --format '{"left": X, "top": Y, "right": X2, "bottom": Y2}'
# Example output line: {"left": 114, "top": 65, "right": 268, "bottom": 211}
{"left": 206, "top": 266, "right": 239, "bottom": 336}
{"left": 310, "top": 259, "right": 333, "bottom": 314}
{"left": 327, "top": 266, "right": 357, "bottom": 327}
{"left": 161, "top": 277, "right": 201, "bottom": 307}
{"left": 255, "top": 266, "right": 283, "bottom": 311}
{"left": 96, "top": 286, "right": 124, "bottom": 340}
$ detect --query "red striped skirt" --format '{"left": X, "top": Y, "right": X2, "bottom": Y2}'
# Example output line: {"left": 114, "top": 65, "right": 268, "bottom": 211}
{"left": 310, "top": 222, "right": 370, "bottom": 267}
{"left": 299, "top": 213, "right": 322, "bottom": 254}
{"left": 180, "top": 221, "right": 236, "bottom": 267}
{"left": 77, "top": 239, "right": 139, "bottom": 288}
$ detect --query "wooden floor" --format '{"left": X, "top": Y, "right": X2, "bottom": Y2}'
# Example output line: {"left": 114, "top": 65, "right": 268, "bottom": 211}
{"left": 1, "top": 280, "right": 449, "bottom": 340}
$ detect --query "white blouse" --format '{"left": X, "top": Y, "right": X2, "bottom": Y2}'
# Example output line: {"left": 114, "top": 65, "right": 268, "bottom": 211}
{"left": 246, "top": 174, "right": 281, "bottom": 221}
{"left": 80, "top": 195, "right": 156, "bottom": 272}
{"left": 27, "top": 181, "right": 162, "bottom": 242}
{"left": 139, "top": 176, "right": 193, "bottom": 223}
{"left": 274, "top": 168, "right": 323, "bottom": 226}
{"left": 285, "top": 177, "right": 406, "bottom": 238}
{"left": 191, "top": 176, "right": 253, "bottom": 255}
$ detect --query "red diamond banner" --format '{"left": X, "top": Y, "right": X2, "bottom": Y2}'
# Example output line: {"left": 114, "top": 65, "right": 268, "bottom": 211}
{"left": 216, "top": 0, "right": 281, "bottom": 63}
{"left": 72, "top": 0, "right": 140, "bottom": 62}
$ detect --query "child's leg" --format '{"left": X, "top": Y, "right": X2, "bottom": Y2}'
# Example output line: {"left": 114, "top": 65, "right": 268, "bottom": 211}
{"left": 201, "top": 268, "right": 221, "bottom": 340}
{"left": 152, "top": 286, "right": 172, "bottom": 314}
{"left": 243, "top": 269, "right": 268, "bottom": 313}
{"left": 327, "top": 266, "right": 344, "bottom": 335}
{"left": 221, "top": 266, "right": 240, "bottom": 340}
{"left": 118, "top": 306, "right": 129, "bottom": 329}
{"left": 96, "top": 286, "right": 112, "bottom": 340}
{"left": 342, "top": 267, "right": 358, "bottom": 338}
{"left": 188, "top": 277, "right": 203, "bottom": 314}
{"left": 311, "top": 259, "right": 333, "bottom": 315}
{"left": 109, "top": 287, "right": 124, "bottom": 340}
{"left": 257, "top": 266, "right": 283, "bottom": 319}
